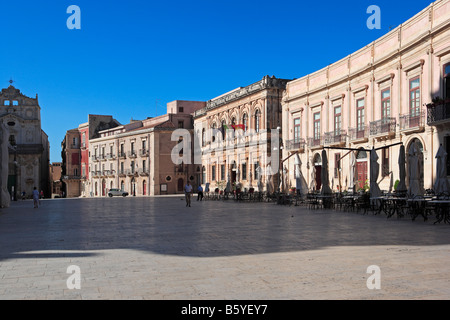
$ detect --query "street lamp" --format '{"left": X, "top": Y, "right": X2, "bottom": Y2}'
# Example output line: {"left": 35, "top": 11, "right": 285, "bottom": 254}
{"left": 273, "top": 127, "right": 283, "bottom": 192}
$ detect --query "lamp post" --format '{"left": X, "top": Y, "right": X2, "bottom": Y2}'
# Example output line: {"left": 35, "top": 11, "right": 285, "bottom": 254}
{"left": 274, "top": 126, "right": 283, "bottom": 193}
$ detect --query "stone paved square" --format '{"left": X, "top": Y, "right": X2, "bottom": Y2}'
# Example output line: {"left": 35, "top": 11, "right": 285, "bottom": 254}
{"left": 1, "top": 196, "right": 450, "bottom": 300}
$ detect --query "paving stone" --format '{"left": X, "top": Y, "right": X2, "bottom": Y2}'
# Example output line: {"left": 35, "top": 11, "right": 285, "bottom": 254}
{"left": 0, "top": 197, "right": 450, "bottom": 299}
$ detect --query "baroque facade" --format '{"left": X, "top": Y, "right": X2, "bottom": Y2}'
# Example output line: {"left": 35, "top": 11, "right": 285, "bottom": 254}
{"left": 0, "top": 84, "right": 50, "bottom": 200}
{"left": 281, "top": 0, "right": 450, "bottom": 194}
{"left": 193, "top": 75, "right": 289, "bottom": 192}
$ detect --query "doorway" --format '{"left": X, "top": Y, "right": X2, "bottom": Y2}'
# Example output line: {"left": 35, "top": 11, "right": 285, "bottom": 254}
{"left": 313, "top": 153, "right": 322, "bottom": 191}
{"left": 356, "top": 149, "right": 368, "bottom": 190}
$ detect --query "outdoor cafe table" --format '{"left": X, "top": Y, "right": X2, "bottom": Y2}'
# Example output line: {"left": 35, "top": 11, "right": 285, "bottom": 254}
{"left": 428, "top": 200, "right": 450, "bottom": 224}
{"left": 316, "top": 195, "right": 333, "bottom": 209}
{"left": 371, "top": 196, "right": 408, "bottom": 218}
{"left": 407, "top": 198, "right": 431, "bottom": 221}
{"left": 342, "top": 195, "right": 359, "bottom": 211}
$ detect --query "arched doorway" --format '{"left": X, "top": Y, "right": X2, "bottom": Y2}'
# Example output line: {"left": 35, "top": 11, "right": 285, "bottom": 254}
{"left": 120, "top": 180, "right": 125, "bottom": 192}
{"left": 143, "top": 180, "right": 147, "bottom": 196}
{"left": 356, "top": 149, "right": 368, "bottom": 190}
{"left": 95, "top": 182, "right": 98, "bottom": 196}
{"left": 178, "top": 178, "right": 184, "bottom": 192}
{"left": 407, "top": 138, "right": 424, "bottom": 193}
{"left": 313, "top": 153, "right": 322, "bottom": 191}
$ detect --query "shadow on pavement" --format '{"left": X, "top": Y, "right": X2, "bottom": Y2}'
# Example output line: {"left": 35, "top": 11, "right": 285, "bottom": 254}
{"left": 1, "top": 197, "right": 450, "bottom": 261}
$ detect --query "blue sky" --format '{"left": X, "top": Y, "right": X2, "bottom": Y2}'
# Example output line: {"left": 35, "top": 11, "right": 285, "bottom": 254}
{"left": 0, "top": 0, "right": 432, "bottom": 162}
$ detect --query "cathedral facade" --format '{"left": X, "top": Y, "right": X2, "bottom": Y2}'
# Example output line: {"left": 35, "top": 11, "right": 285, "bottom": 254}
{"left": 0, "top": 84, "right": 50, "bottom": 201}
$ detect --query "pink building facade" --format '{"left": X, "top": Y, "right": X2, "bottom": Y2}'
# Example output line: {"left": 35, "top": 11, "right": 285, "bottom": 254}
{"left": 282, "top": 0, "right": 450, "bottom": 194}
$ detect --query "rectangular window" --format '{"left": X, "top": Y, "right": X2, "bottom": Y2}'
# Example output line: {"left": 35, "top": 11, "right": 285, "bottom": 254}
{"left": 131, "top": 142, "right": 135, "bottom": 154}
{"left": 381, "top": 89, "right": 391, "bottom": 120}
{"left": 242, "top": 163, "right": 247, "bottom": 180}
{"left": 82, "top": 133, "right": 86, "bottom": 148}
{"left": 334, "top": 153, "right": 340, "bottom": 179}
{"left": 313, "top": 112, "right": 320, "bottom": 141}
{"left": 334, "top": 106, "right": 342, "bottom": 134}
{"left": 409, "top": 77, "right": 420, "bottom": 116}
{"left": 356, "top": 98, "right": 365, "bottom": 132}
{"left": 131, "top": 161, "right": 135, "bottom": 173}
{"left": 254, "top": 161, "right": 260, "bottom": 180}
{"left": 212, "top": 165, "right": 216, "bottom": 181}
{"left": 179, "top": 107, "right": 184, "bottom": 113}
{"left": 221, "top": 165, "right": 225, "bottom": 181}
{"left": 178, "top": 121, "right": 184, "bottom": 128}
{"left": 294, "top": 118, "right": 301, "bottom": 143}
{"left": 142, "top": 160, "right": 146, "bottom": 172}
{"left": 120, "top": 162, "right": 124, "bottom": 174}
{"left": 82, "top": 165, "right": 86, "bottom": 177}
{"left": 444, "top": 63, "right": 450, "bottom": 100}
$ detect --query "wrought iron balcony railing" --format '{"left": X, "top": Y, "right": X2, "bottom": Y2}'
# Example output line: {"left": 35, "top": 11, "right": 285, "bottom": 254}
{"left": 285, "top": 138, "right": 306, "bottom": 151}
{"left": 324, "top": 130, "right": 347, "bottom": 145}
{"left": 348, "top": 126, "right": 369, "bottom": 142}
{"left": 426, "top": 102, "right": 450, "bottom": 125}
{"left": 369, "top": 117, "right": 396, "bottom": 136}
{"left": 399, "top": 111, "right": 425, "bottom": 131}
{"left": 307, "top": 136, "right": 323, "bottom": 149}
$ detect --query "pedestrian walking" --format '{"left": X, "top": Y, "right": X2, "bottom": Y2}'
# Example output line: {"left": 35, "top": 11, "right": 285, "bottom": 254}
{"left": 197, "top": 185, "right": 203, "bottom": 201}
{"left": 185, "top": 181, "right": 193, "bottom": 207}
{"left": 32, "top": 187, "right": 39, "bottom": 208}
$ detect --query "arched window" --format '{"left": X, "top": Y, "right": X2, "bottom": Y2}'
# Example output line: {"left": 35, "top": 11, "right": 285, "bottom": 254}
{"left": 211, "top": 123, "right": 217, "bottom": 142}
{"left": 242, "top": 113, "right": 248, "bottom": 131}
{"left": 202, "top": 128, "right": 206, "bottom": 147}
{"left": 255, "top": 110, "right": 261, "bottom": 133}
{"left": 120, "top": 180, "right": 125, "bottom": 192}
{"left": 221, "top": 119, "right": 226, "bottom": 137}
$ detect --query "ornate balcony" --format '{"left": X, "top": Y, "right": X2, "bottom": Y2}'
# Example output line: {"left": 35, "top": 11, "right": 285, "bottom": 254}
{"left": 127, "top": 151, "right": 137, "bottom": 158}
{"left": 324, "top": 130, "right": 347, "bottom": 146}
{"left": 285, "top": 138, "right": 306, "bottom": 152}
{"left": 348, "top": 127, "right": 368, "bottom": 144}
{"left": 125, "top": 169, "right": 137, "bottom": 176}
{"left": 139, "top": 149, "right": 149, "bottom": 157}
{"left": 106, "top": 153, "right": 116, "bottom": 160}
{"left": 118, "top": 152, "right": 126, "bottom": 159}
{"left": 307, "top": 136, "right": 323, "bottom": 150}
{"left": 62, "top": 175, "right": 81, "bottom": 181}
{"left": 91, "top": 155, "right": 99, "bottom": 162}
{"left": 91, "top": 171, "right": 101, "bottom": 178}
{"left": 138, "top": 168, "right": 149, "bottom": 176}
{"left": 369, "top": 117, "right": 396, "bottom": 139}
{"left": 399, "top": 111, "right": 425, "bottom": 134}
{"left": 426, "top": 101, "right": 450, "bottom": 126}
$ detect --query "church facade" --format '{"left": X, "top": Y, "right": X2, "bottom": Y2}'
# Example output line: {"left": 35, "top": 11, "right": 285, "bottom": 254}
{"left": 0, "top": 84, "right": 50, "bottom": 200}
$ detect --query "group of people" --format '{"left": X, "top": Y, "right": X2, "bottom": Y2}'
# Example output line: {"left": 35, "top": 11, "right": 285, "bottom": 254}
{"left": 184, "top": 181, "right": 204, "bottom": 207}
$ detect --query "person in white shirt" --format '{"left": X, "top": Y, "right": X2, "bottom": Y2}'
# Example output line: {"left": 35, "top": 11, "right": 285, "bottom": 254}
{"left": 184, "top": 181, "right": 193, "bottom": 207}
